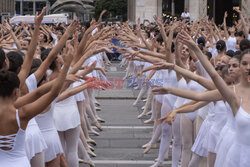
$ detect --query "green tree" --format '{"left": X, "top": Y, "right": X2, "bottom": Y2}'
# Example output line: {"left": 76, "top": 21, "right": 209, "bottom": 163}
{"left": 94, "top": 0, "right": 127, "bottom": 21}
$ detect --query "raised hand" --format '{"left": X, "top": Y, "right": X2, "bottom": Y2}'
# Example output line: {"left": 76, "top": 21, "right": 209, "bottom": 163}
{"left": 152, "top": 86, "right": 170, "bottom": 95}
{"left": 35, "top": 7, "right": 46, "bottom": 27}
{"left": 178, "top": 30, "right": 197, "bottom": 49}
{"left": 224, "top": 11, "right": 228, "bottom": 18}
{"left": 152, "top": 62, "right": 175, "bottom": 70}
{"left": 66, "top": 20, "right": 79, "bottom": 35}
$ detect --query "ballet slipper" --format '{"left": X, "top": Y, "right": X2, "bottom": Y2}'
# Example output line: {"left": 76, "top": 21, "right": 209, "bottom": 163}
{"left": 150, "top": 162, "right": 163, "bottom": 167}
{"left": 146, "top": 111, "right": 152, "bottom": 116}
{"left": 138, "top": 112, "right": 147, "bottom": 119}
{"left": 95, "top": 107, "right": 101, "bottom": 111}
{"left": 95, "top": 102, "right": 101, "bottom": 106}
{"left": 87, "top": 138, "right": 97, "bottom": 146}
{"left": 96, "top": 116, "right": 105, "bottom": 123}
{"left": 88, "top": 144, "right": 95, "bottom": 151}
{"left": 92, "top": 122, "right": 103, "bottom": 131}
{"left": 87, "top": 149, "right": 97, "bottom": 157}
{"left": 154, "top": 155, "right": 168, "bottom": 162}
{"left": 144, "top": 143, "right": 157, "bottom": 154}
{"left": 82, "top": 159, "right": 95, "bottom": 167}
{"left": 79, "top": 158, "right": 85, "bottom": 163}
{"left": 133, "top": 100, "right": 140, "bottom": 106}
{"left": 142, "top": 142, "right": 150, "bottom": 149}
{"left": 144, "top": 118, "right": 154, "bottom": 124}
{"left": 89, "top": 129, "right": 100, "bottom": 136}
{"left": 141, "top": 106, "right": 146, "bottom": 110}
{"left": 142, "top": 99, "right": 147, "bottom": 102}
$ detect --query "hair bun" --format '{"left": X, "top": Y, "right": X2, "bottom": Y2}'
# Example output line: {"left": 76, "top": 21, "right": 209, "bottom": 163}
{"left": 0, "top": 70, "right": 8, "bottom": 81}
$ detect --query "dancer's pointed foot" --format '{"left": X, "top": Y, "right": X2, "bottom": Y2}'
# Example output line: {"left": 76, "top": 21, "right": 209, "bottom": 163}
{"left": 95, "top": 107, "right": 101, "bottom": 111}
{"left": 88, "top": 144, "right": 94, "bottom": 151}
{"left": 138, "top": 112, "right": 147, "bottom": 119}
{"left": 87, "top": 138, "right": 96, "bottom": 146}
{"left": 144, "top": 143, "right": 157, "bottom": 154}
{"left": 150, "top": 162, "right": 163, "bottom": 167}
{"left": 92, "top": 122, "right": 103, "bottom": 131}
{"left": 142, "top": 142, "right": 150, "bottom": 149}
{"left": 96, "top": 116, "right": 105, "bottom": 123}
{"left": 133, "top": 100, "right": 140, "bottom": 106}
{"left": 87, "top": 149, "right": 97, "bottom": 157}
{"left": 142, "top": 99, "right": 147, "bottom": 102}
{"left": 141, "top": 105, "right": 146, "bottom": 110}
{"left": 89, "top": 129, "right": 100, "bottom": 136}
{"left": 144, "top": 118, "right": 154, "bottom": 124}
{"left": 81, "top": 158, "right": 95, "bottom": 167}
{"left": 146, "top": 110, "right": 152, "bottom": 116}
{"left": 95, "top": 102, "right": 101, "bottom": 106}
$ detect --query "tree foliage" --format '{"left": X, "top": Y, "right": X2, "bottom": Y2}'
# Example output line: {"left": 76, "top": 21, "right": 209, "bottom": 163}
{"left": 94, "top": 0, "right": 127, "bottom": 21}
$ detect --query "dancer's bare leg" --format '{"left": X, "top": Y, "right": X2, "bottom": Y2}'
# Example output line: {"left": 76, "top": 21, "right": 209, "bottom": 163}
{"left": 30, "top": 152, "right": 45, "bottom": 167}
{"left": 46, "top": 154, "right": 60, "bottom": 167}
{"left": 83, "top": 90, "right": 102, "bottom": 131}
{"left": 77, "top": 100, "right": 90, "bottom": 140}
{"left": 207, "top": 152, "right": 216, "bottom": 167}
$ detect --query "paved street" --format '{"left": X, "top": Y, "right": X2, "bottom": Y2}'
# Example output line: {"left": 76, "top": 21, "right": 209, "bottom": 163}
{"left": 80, "top": 62, "right": 172, "bottom": 167}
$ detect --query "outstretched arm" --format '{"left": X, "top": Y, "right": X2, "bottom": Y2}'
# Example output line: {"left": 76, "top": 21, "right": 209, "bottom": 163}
{"left": 18, "top": 7, "right": 46, "bottom": 90}
{"left": 152, "top": 86, "right": 222, "bottom": 102}
{"left": 34, "top": 20, "right": 78, "bottom": 83}
{"left": 178, "top": 30, "right": 239, "bottom": 114}
{"left": 19, "top": 48, "right": 73, "bottom": 127}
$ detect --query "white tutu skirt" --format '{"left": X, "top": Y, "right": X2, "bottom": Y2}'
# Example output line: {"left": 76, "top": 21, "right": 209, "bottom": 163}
{"left": 224, "top": 142, "right": 250, "bottom": 167}
{"left": 214, "top": 124, "right": 235, "bottom": 167}
{"left": 73, "top": 81, "right": 85, "bottom": 102}
{"left": 42, "top": 129, "right": 64, "bottom": 162}
{"left": 192, "top": 119, "right": 211, "bottom": 157}
{"left": 53, "top": 96, "right": 81, "bottom": 131}
{"left": 25, "top": 119, "right": 47, "bottom": 160}
{"left": 155, "top": 95, "right": 163, "bottom": 103}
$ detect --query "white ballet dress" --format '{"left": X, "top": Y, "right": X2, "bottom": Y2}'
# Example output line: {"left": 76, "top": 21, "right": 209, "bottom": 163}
{"left": 162, "top": 70, "right": 178, "bottom": 108}
{"left": 214, "top": 102, "right": 236, "bottom": 167}
{"left": 73, "top": 69, "right": 85, "bottom": 102}
{"left": 0, "top": 110, "right": 30, "bottom": 167}
{"left": 53, "top": 84, "right": 81, "bottom": 131}
{"left": 35, "top": 98, "right": 64, "bottom": 162}
{"left": 206, "top": 101, "right": 227, "bottom": 153}
{"left": 192, "top": 102, "right": 214, "bottom": 157}
{"left": 25, "top": 74, "right": 47, "bottom": 160}
{"left": 224, "top": 106, "right": 250, "bottom": 167}
{"left": 183, "top": 79, "right": 205, "bottom": 121}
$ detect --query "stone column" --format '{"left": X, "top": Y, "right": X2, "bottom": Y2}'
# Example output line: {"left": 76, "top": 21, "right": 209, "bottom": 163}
{"left": 189, "top": 0, "right": 199, "bottom": 20}
{"left": 20, "top": 0, "right": 23, "bottom": 15}
{"left": 241, "top": 0, "right": 250, "bottom": 16}
{"left": 127, "top": 0, "right": 136, "bottom": 23}
{"left": 157, "top": 0, "right": 162, "bottom": 18}
{"left": 33, "top": 0, "right": 36, "bottom": 15}
{"left": 199, "top": 0, "right": 207, "bottom": 19}
{"left": 171, "top": 0, "right": 175, "bottom": 16}
{"left": 46, "top": 0, "right": 50, "bottom": 15}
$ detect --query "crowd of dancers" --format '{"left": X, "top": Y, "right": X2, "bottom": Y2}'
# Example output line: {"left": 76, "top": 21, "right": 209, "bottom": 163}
{"left": 0, "top": 6, "right": 250, "bottom": 167}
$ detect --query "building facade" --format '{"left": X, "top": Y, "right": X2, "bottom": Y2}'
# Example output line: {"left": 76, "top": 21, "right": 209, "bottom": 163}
{"left": 128, "top": 0, "right": 249, "bottom": 24}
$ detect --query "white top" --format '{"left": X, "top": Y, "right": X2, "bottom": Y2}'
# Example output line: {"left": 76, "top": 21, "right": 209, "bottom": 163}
{"left": 53, "top": 84, "right": 81, "bottom": 131}
{"left": 174, "top": 77, "right": 188, "bottom": 109}
{"left": 226, "top": 36, "right": 237, "bottom": 52}
{"left": 0, "top": 111, "right": 30, "bottom": 167}
{"left": 181, "top": 12, "right": 190, "bottom": 18}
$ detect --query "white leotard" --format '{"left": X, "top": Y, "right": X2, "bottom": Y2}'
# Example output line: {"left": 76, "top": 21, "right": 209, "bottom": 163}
{"left": 0, "top": 110, "right": 30, "bottom": 167}
{"left": 25, "top": 74, "right": 47, "bottom": 160}
{"left": 35, "top": 98, "right": 64, "bottom": 162}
